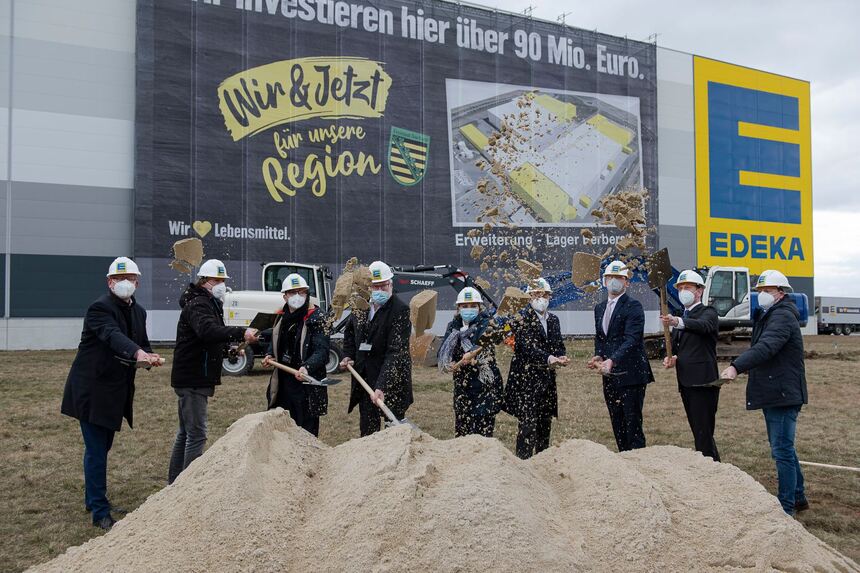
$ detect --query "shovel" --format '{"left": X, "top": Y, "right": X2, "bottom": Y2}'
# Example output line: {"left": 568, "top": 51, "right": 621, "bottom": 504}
{"left": 267, "top": 359, "right": 341, "bottom": 386}
{"left": 346, "top": 364, "right": 419, "bottom": 430}
{"left": 646, "top": 247, "right": 673, "bottom": 359}
{"left": 229, "top": 312, "right": 278, "bottom": 356}
{"left": 572, "top": 252, "right": 603, "bottom": 288}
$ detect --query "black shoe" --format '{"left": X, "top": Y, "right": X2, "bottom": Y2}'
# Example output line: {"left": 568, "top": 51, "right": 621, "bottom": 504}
{"left": 93, "top": 515, "right": 116, "bottom": 530}
{"left": 795, "top": 499, "right": 810, "bottom": 512}
{"left": 87, "top": 504, "right": 128, "bottom": 515}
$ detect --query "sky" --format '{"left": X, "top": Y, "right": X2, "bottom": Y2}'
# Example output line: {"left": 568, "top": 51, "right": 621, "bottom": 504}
{"left": 489, "top": 0, "right": 860, "bottom": 297}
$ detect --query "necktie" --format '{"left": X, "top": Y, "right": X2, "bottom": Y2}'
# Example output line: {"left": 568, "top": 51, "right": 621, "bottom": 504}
{"left": 683, "top": 309, "right": 689, "bottom": 319}
{"left": 602, "top": 300, "right": 614, "bottom": 334}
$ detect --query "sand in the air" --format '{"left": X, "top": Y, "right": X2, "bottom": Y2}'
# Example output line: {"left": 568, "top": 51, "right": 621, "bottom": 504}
{"left": 29, "top": 410, "right": 859, "bottom": 573}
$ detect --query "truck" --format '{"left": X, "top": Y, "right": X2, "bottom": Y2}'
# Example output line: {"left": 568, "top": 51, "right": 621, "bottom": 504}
{"left": 815, "top": 296, "right": 860, "bottom": 335}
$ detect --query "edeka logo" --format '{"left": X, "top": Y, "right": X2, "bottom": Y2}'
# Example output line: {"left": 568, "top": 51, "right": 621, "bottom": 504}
{"left": 694, "top": 57, "right": 813, "bottom": 277}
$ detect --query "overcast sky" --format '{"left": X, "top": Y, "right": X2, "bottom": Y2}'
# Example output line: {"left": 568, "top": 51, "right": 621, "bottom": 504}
{"left": 490, "top": 0, "right": 859, "bottom": 297}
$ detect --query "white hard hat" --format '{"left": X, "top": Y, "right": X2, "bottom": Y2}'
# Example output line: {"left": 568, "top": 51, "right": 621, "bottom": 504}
{"left": 106, "top": 257, "right": 140, "bottom": 277}
{"left": 456, "top": 287, "right": 483, "bottom": 305}
{"left": 526, "top": 277, "right": 552, "bottom": 294}
{"left": 755, "top": 270, "right": 792, "bottom": 291}
{"left": 675, "top": 269, "right": 705, "bottom": 288}
{"left": 603, "top": 260, "right": 630, "bottom": 278}
{"left": 281, "top": 273, "right": 309, "bottom": 292}
{"left": 368, "top": 260, "right": 394, "bottom": 283}
{"left": 198, "top": 259, "right": 230, "bottom": 279}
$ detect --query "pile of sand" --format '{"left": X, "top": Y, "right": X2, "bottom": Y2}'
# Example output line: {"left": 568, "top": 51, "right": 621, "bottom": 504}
{"left": 31, "top": 411, "right": 857, "bottom": 572}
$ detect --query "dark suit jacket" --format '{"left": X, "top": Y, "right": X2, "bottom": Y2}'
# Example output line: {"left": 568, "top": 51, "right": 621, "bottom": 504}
{"left": 670, "top": 303, "right": 719, "bottom": 387}
{"left": 61, "top": 293, "right": 152, "bottom": 431}
{"left": 593, "top": 293, "right": 654, "bottom": 387}
{"left": 503, "top": 306, "right": 566, "bottom": 419}
{"left": 343, "top": 294, "right": 413, "bottom": 414}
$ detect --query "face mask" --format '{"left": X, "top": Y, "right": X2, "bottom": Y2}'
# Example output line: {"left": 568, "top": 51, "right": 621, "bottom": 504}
{"left": 460, "top": 308, "right": 479, "bottom": 323}
{"left": 678, "top": 289, "right": 696, "bottom": 307}
{"left": 607, "top": 278, "right": 625, "bottom": 295}
{"left": 111, "top": 279, "right": 136, "bottom": 300}
{"left": 371, "top": 289, "right": 391, "bottom": 305}
{"left": 530, "top": 298, "right": 549, "bottom": 313}
{"left": 210, "top": 282, "right": 227, "bottom": 300}
{"left": 287, "top": 294, "right": 307, "bottom": 309}
{"left": 757, "top": 291, "right": 775, "bottom": 310}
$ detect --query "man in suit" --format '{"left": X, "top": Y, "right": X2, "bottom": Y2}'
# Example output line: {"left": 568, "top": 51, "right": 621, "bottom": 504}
{"left": 340, "top": 260, "right": 413, "bottom": 436}
{"left": 503, "top": 277, "right": 569, "bottom": 459}
{"left": 661, "top": 269, "right": 721, "bottom": 461}
{"left": 62, "top": 257, "right": 164, "bottom": 530}
{"left": 588, "top": 260, "right": 654, "bottom": 451}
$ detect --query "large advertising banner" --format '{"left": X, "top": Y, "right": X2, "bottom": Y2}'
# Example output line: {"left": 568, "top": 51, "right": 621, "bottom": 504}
{"left": 135, "top": 0, "right": 658, "bottom": 331}
{"left": 694, "top": 56, "right": 813, "bottom": 278}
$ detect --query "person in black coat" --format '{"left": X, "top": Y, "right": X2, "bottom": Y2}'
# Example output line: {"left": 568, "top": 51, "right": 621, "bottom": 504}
{"left": 340, "top": 261, "right": 413, "bottom": 436}
{"left": 661, "top": 270, "right": 721, "bottom": 461}
{"left": 262, "top": 273, "right": 330, "bottom": 437}
{"left": 721, "top": 270, "right": 809, "bottom": 515}
{"left": 588, "top": 260, "right": 654, "bottom": 452}
{"left": 439, "top": 287, "right": 505, "bottom": 438}
{"left": 168, "top": 259, "right": 258, "bottom": 484}
{"left": 503, "top": 278, "right": 569, "bottom": 459}
{"left": 61, "top": 257, "right": 163, "bottom": 530}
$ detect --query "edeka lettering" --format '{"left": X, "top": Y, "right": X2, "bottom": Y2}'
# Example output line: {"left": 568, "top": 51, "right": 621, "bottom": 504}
{"left": 262, "top": 144, "right": 381, "bottom": 201}
{"left": 218, "top": 57, "right": 391, "bottom": 141}
{"left": 710, "top": 232, "right": 805, "bottom": 261}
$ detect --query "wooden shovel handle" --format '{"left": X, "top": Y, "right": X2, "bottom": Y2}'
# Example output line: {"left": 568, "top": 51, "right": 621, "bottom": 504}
{"left": 660, "top": 287, "right": 672, "bottom": 358}
{"left": 346, "top": 363, "right": 400, "bottom": 424}
{"left": 268, "top": 359, "right": 304, "bottom": 380}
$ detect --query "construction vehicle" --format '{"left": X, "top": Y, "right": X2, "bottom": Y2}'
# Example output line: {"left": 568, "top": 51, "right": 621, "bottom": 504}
{"left": 815, "top": 296, "right": 860, "bottom": 335}
{"left": 221, "top": 263, "right": 497, "bottom": 376}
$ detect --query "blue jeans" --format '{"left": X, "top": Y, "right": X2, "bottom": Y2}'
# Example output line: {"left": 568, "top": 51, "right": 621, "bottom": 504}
{"left": 763, "top": 405, "right": 806, "bottom": 515}
{"left": 79, "top": 421, "right": 115, "bottom": 522}
{"left": 168, "top": 387, "right": 212, "bottom": 484}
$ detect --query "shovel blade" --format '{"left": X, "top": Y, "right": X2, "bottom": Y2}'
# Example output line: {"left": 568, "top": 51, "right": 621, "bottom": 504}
{"left": 384, "top": 417, "right": 420, "bottom": 431}
{"left": 646, "top": 248, "right": 672, "bottom": 289}
{"left": 572, "top": 252, "right": 603, "bottom": 287}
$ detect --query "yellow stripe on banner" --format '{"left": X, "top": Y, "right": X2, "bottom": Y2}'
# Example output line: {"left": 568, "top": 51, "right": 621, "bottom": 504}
{"left": 396, "top": 175, "right": 416, "bottom": 183}
{"left": 403, "top": 142, "right": 427, "bottom": 153}
{"left": 391, "top": 147, "right": 426, "bottom": 162}
{"left": 737, "top": 121, "right": 801, "bottom": 145}
{"left": 390, "top": 164, "right": 415, "bottom": 176}
{"left": 389, "top": 155, "right": 425, "bottom": 169}
{"left": 738, "top": 171, "right": 803, "bottom": 191}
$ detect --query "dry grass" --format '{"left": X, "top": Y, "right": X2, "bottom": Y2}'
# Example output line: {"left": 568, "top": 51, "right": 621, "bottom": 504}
{"left": 1, "top": 335, "right": 858, "bottom": 571}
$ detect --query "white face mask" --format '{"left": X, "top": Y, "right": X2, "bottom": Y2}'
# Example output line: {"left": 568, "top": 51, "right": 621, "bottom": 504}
{"left": 287, "top": 293, "right": 307, "bottom": 309}
{"left": 607, "top": 278, "right": 625, "bottom": 295}
{"left": 210, "top": 282, "right": 227, "bottom": 300}
{"left": 530, "top": 298, "right": 549, "bottom": 314}
{"left": 678, "top": 289, "right": 696, "bottom": 307}
{"left": 757, "top": 291, "right": 775, "bottom": 310}
{"left": 111, "top": 279, "right": 136, "bottom": 300}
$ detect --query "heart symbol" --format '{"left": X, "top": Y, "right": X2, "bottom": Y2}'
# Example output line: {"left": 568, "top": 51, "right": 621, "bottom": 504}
{"left": 192, "top": 220, "right": 212, "bottom": 238}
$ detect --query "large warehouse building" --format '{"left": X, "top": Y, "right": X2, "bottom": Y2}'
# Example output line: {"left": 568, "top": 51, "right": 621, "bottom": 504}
{"left": 0, "top": 0, "right": 813, "bottom": 349}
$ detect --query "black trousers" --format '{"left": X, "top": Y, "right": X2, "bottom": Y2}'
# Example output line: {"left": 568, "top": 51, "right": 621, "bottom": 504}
{"left": 680, "top": 385, "right": 721, "bottom": 461}
{"left": 358, "top": 394, "right": 406, "bottom": 437}
{"left": 603, "top": 382, "right": 647, "bottom": 452}
{"left": 515, "top": 415, "right": 552, "bottom": 459}
{"left": 270, "top": 378, "right": 320, "bottom": 437}
{"left": 455, "top": 410, "right": 496, "bottom": 438}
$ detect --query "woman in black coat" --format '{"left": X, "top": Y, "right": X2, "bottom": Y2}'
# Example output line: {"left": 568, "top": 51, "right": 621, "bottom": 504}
{"left": 439, "top": 287, "right": 504, "bottom": 437}
{"left": 263, "top": 274, "right": 330, "bottom": 436}
{"left": 503, "top": 279, "right": 569, "bottom": 459}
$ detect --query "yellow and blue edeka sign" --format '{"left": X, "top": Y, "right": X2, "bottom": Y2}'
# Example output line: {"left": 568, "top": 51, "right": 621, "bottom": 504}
{"left": 694, "top": 57, "right": 812, "bottom": 277}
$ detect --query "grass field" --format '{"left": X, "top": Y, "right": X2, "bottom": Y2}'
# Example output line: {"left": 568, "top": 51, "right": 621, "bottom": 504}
{"left": 1, "top": 336, "right": 858, "bottom": 571}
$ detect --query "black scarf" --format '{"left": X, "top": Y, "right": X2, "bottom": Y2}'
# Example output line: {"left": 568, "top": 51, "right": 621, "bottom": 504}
{"left": 278, "top": 300, "right": 309, "bottom": 367}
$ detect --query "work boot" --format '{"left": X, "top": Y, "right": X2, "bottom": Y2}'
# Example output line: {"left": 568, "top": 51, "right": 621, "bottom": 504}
{"left": 795, "top": 499, "right": 810, "bottom": 512}
{"left": 93, "top": 515, "right": 116, "bottom": 530}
